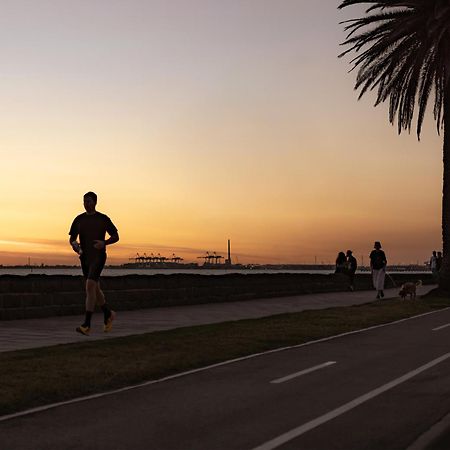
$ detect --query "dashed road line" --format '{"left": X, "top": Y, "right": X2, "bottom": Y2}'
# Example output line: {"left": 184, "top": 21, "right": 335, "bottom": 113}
{"left": 432, "top": 323, "right": 450, "bottom": 331}
{"left": 270, "top": 361, "right": 336, "bottom": 384}
{"left": 252, "top": 353, "right": 450, "bottom": 450}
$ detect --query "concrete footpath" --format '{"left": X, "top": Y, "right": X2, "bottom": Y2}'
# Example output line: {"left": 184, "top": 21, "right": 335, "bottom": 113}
{"left": 0, "top": 285, "right": 436, "bottom": 353}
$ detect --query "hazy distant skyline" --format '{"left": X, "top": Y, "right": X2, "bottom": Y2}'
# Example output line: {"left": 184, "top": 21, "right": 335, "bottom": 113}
{"left": 0, "top": 1, "right": 443, "bottom": 266}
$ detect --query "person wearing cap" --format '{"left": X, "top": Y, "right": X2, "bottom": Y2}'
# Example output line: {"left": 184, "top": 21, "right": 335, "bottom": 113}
{"left": 346, "top": 250, "right": 357, "bottom": 291}
{"left": 369, "top": 241, "right": 387, "bottom": 299}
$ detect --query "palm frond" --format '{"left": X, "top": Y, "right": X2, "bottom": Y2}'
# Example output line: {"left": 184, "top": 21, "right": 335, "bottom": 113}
{"left": 339, "top": 0, "right": 449, "bottom": 139}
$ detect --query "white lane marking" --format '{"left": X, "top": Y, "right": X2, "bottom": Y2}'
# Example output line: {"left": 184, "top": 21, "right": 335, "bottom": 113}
{"left": 1, "top": 306, "right": 449, "bottom": 423}
{"left": 252, "top": 352, "right": 450, "bottom": 450}
{"left": 432, "top": 323, "right": 450, "bottom": 331}
{"left": 270, "top": 361, "right": 336, "bottom": 384}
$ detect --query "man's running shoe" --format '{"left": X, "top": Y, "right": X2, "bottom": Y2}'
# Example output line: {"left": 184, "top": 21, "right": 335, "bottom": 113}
{"left": 76, "top": 325, "right": 90, "bottom": 336}
{"left": 104, "top": 310, "right": 116, "bottom": 333}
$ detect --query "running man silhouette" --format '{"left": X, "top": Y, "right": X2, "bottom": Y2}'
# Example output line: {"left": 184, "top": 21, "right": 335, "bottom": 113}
{"left": 69, "top": 191, "right": 119, "bottom": 335}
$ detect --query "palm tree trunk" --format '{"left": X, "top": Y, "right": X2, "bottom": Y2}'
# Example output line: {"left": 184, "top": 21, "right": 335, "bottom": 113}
{"left": 440, "top": 77, "right": 450, "bottom": 291}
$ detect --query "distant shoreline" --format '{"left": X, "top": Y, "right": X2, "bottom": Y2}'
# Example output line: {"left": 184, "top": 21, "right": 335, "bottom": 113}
{"left": 0, "top": 263, "right": 430, "bottom": 271}
{"left": 0, "top": 266, "right": 431, "bottom": 277}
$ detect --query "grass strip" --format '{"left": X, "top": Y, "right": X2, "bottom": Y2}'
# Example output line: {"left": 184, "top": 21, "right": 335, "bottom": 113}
{"left": 1, "top": 295, "right": 450, "bottom": 416}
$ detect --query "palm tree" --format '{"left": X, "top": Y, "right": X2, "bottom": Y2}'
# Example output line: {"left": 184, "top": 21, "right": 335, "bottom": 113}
{"left": 338, "top": 0, "right": 450, "bottom": 290}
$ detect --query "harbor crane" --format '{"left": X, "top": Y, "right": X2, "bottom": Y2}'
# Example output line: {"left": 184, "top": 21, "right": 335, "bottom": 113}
{"left": 171, "top": 253, "right": 183, "bottom": 263}
{"left": 197, "top": 251, "right": 224, "bottom": 265}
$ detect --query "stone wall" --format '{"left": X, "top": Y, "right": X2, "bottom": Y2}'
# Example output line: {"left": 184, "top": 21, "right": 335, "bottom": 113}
{"left": 0, "top": 272, "right": 433, "bottom": 320}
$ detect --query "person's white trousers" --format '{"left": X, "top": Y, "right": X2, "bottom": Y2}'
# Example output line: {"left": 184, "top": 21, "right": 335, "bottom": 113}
{"left": 372, "top": 269, "right": 385, "bottom": 291}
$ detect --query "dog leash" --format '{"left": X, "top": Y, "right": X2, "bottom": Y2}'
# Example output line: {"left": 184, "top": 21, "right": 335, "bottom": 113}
{"left": 385, "top": 272, "right": 397, "bottom": 288}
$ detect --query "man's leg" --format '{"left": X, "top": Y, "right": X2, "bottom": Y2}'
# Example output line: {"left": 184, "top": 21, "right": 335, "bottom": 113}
{"left": 86, "top": 279, "right": 97, "bottom": 312}
{"left": 76, "top": 278, "right": 96, "bottom": 335}
{"left": 96, "top": 282, "right": 112, "bottom": 320}
{"left": 349, "top": 272, "right": 355, "bottom": 290}
{"left": 95, "top": 281, "right": 106, "bottom": 307}
{"left": 83, "top": 278, "right": 97, "bottom": 326}
{"left": 95, "top": 281, "right": 115, "bottom": 331}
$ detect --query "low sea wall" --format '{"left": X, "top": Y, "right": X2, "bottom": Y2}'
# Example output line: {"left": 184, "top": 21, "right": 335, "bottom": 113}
{"left": 0, "top": 272, "right": 433, "bottom": 320}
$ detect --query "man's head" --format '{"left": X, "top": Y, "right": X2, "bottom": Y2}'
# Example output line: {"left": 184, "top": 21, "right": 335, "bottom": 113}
{"left": 83, "top": 191, "right": 97, "bottom": 214}
{"left": 346, "top": 250, "right": 352, "bottom": 257}
{"left": 374, "top": 241, "right": 382, "bottom": 249}
{"left": 433, "top": 251, "right": 437, "bottom": 256}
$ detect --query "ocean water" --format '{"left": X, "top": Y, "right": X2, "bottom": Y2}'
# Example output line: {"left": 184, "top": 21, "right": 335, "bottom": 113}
{"left": 0, "top": 268, "right": 429, "bottom": 277}
{"left": 0, "top": 268, "right": 334, "bottom": 276}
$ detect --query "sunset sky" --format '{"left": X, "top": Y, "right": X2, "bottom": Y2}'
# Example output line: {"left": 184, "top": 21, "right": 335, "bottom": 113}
{"left": 0, "top": 0, "right": 443, "bottom": 266}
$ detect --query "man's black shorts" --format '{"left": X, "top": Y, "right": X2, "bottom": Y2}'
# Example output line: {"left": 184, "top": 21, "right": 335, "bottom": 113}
{"left": 80, "top": 253, "right": 106, "bottom": 281}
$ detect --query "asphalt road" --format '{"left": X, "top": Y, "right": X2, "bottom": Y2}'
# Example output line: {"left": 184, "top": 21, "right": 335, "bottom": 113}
{"left": 3, "top": 306, "right": 450, "bottom": 449}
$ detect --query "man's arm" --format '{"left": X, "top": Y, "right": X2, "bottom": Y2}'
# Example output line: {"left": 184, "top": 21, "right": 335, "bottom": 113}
{"left": 93, "top": 233, "right": 119, "bottom": 250}
{"left": 69, "top": 234, "right": 81, "bottom": 254}
{"left": 68, "top": 216, "right": 80, "bottom": 253}
{"left": 105, "top": 233, "right": 119, "bottom": 246}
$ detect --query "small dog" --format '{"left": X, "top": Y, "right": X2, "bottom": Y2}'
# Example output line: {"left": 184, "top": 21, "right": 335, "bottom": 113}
{"left": 398, "top": 280, "right": 422, "bottom": 300}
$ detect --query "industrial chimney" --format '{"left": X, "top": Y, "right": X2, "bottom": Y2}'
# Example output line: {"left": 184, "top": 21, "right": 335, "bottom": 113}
{"left": 226, "top": 239, "right": 232, "bottom": 266}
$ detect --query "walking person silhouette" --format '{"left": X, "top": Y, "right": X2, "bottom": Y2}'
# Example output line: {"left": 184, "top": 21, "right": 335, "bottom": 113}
{"left": 346, "top": 250, "right": 357, "bottom": 291}
{"left": 370, "top": 241, "right": 387, "bottom": 299}
{"left": 69, "top": 192, "right": 119, "bottom": 335}
{"left": 430, "top": 250, "right": 438, "bottom": 281}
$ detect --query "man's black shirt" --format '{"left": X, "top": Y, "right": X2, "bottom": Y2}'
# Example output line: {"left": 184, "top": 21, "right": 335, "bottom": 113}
{"left": 69, "top": 212, "right": 118, "bottom": 257}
